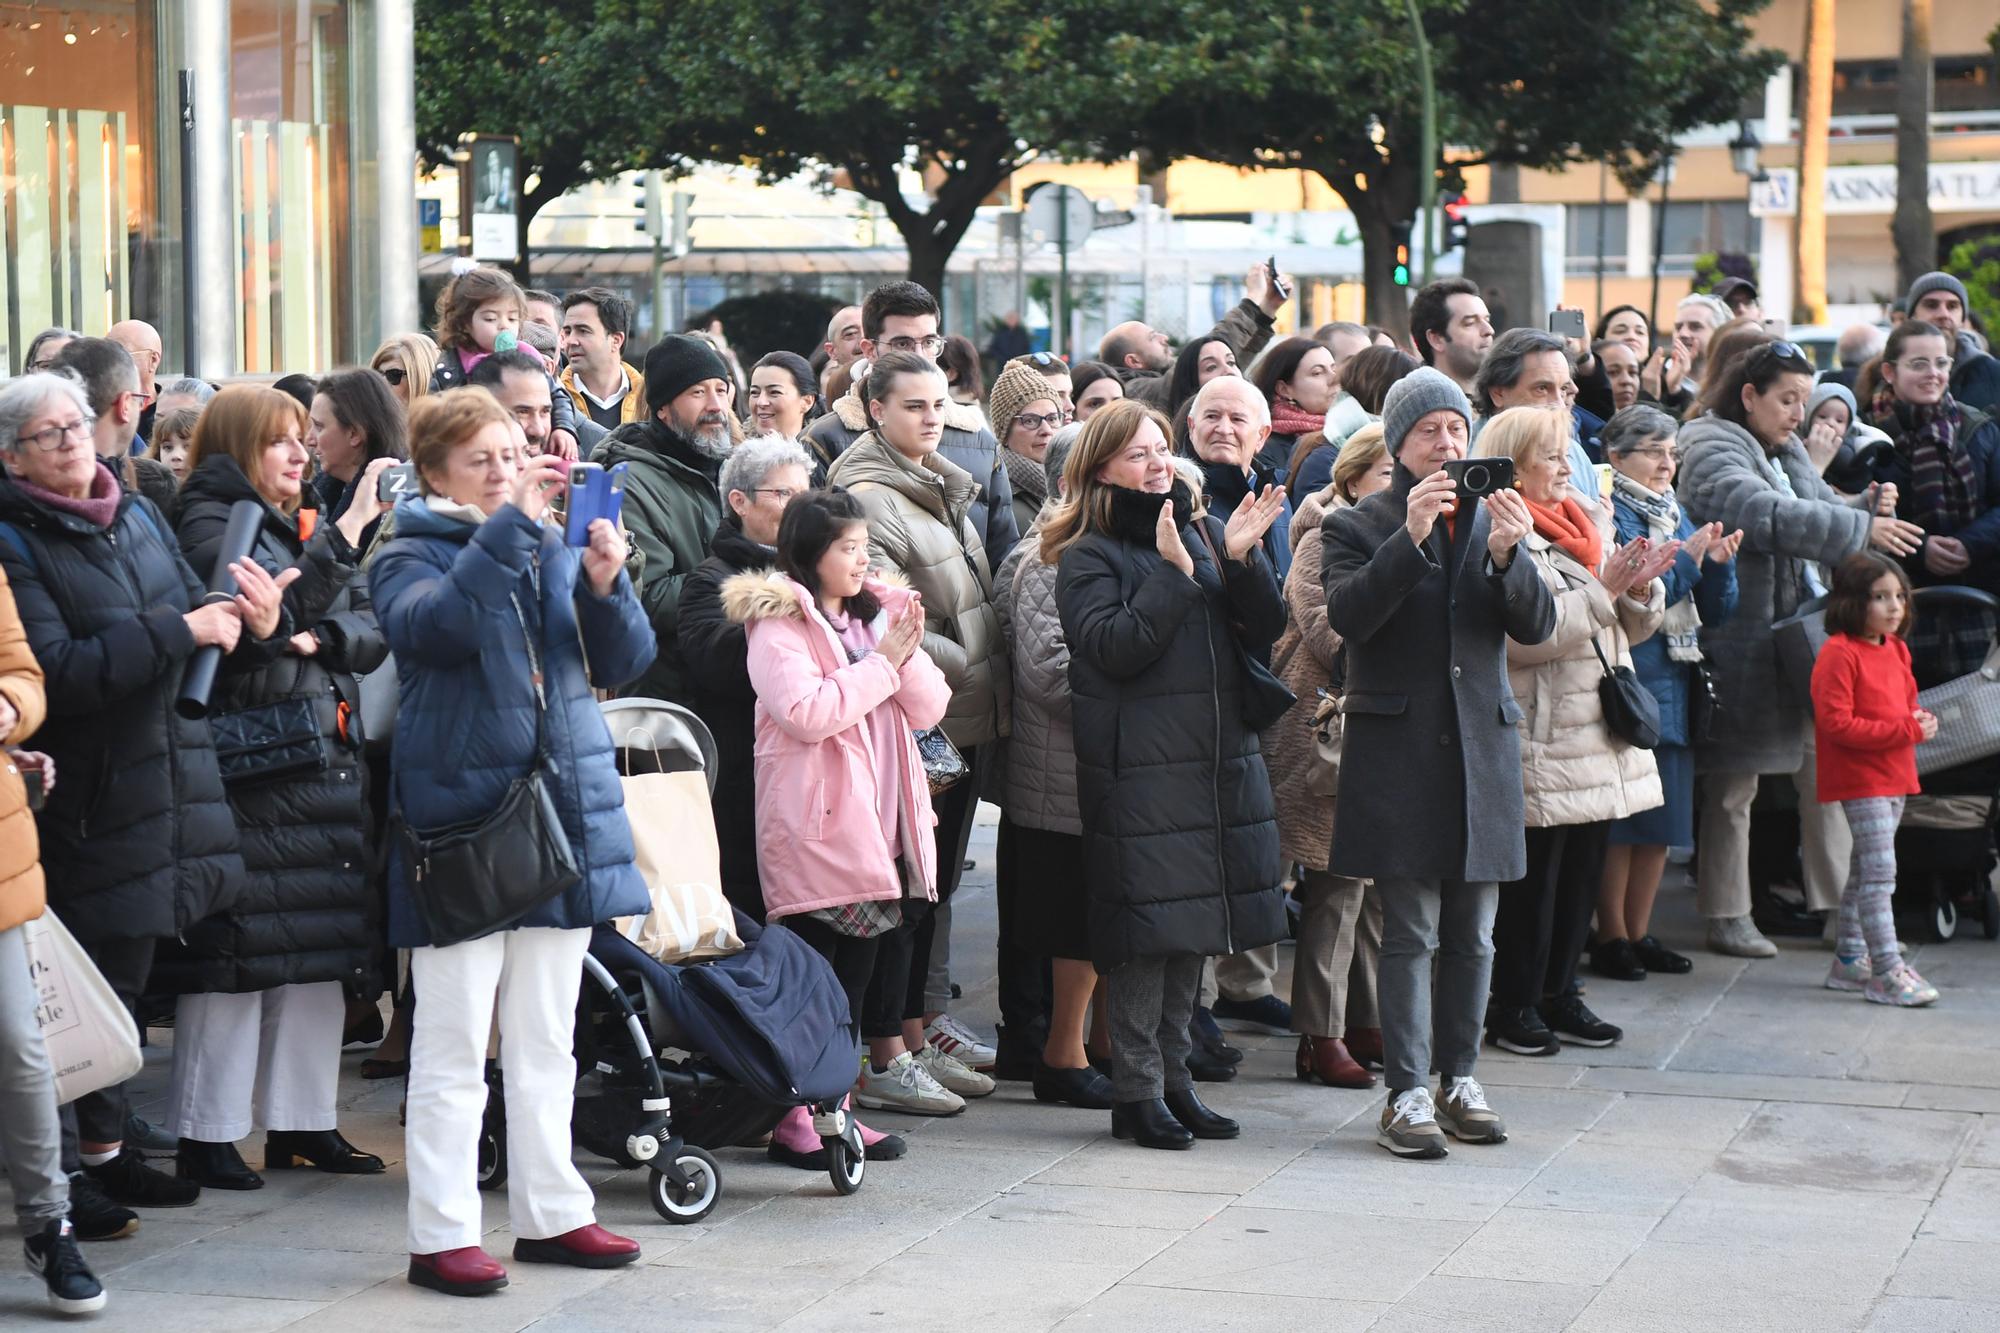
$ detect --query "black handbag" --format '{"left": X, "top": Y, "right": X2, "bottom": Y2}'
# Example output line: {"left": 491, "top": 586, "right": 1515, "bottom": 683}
{"left": 210, "top": 665, "right": 329, "bottom": 785}
{"left": 1686, "top": 655, "right": 1722, "bottom": 745}
{"left": 1192, "top": 517, "right": 1296, "bottom": 731}
{"left": 397, "top": 589, "right": 581, "bottom": 948}
{"left": 1591, "top": 634, "right": 1662, "bottom": 750}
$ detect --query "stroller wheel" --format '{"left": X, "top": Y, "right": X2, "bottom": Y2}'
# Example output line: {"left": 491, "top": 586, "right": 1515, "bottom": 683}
{"left": 476, "top": 1084, "right": 508, "bottom": 1192}
{"left": 1935, "top": 898, "right": 1959, "bottom": 943}
{"left": 1984, "top": 888, "right": 2000, "bottom": 941}
{"left": 828, "top": 1122, "right": 865, "bottom": 1196}
{"left": 650, "top": 1147, "right": 720, "bottom": 1224}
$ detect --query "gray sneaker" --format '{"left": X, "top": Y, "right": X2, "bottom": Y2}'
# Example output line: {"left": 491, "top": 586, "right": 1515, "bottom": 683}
{"left": 1707, "top": 915, "right": 1778, "bottom": 959}
{"left": 915, "top": 1044, "right": 996, "bottom": 1098}
{"left": 853, "top": 1052, "right": 966, "bottom": 1117}
{"left": 1377, "top": 1087, "right": 1448, "bottom": 1159}
{"left": 1436, "top": 1076, "right": 1507, "bottom": 1144}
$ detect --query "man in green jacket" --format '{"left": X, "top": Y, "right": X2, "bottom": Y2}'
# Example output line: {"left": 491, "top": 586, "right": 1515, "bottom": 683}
{"left": 595, "top": 334, "right": 735, "bottom": 702}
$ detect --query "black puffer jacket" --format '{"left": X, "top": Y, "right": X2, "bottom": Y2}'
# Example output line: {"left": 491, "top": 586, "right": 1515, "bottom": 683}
{"left": 0, "top": 468, "right": 241, "bottom": 944}
{"left": 1055, "top": 483, "right": 1288, "bottom": 972}
{"left": 677, "top": 519, "right": 773, "bottom": 920}
{"left": 157, "top": 458, "right": 386, "bottom": 993}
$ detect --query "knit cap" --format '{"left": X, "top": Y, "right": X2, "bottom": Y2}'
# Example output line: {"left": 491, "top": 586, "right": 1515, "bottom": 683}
{"left": 1380, "top": 366, "right": 1472, "bottom": 460}
{"left": 987, "top": 362, "right": 1060, "bottom": 441}
{"left": 643, "top": 334, "right": 731, "bottom": 416}
{"left": 1905, "top": 271, "right": 1969, "bottom": 314}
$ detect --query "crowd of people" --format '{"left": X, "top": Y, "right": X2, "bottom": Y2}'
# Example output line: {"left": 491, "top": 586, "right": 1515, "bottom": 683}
{"left": 2, "top": 259, "right": 1997, "bottom": 1312}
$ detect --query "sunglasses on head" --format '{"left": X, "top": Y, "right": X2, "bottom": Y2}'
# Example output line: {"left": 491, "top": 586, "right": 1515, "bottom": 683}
{"left": 1024, "top": 352, "right": 1062, "bottom": 369}
{"left": 1750, "top": 340, "right": 1809, "bottom": 370}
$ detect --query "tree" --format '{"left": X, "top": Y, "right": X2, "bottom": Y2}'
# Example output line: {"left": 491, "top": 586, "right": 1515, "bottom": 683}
{"left": 1004, "top": 0, "right": 1781, "bottom": 336}
{"left": 1893, "top": 0, "right": 1937, "bottom": 292}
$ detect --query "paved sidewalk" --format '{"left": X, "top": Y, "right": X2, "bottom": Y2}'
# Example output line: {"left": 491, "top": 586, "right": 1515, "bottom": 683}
{"left": 9, "top": 809, "right": 2000, "bottom": 1330}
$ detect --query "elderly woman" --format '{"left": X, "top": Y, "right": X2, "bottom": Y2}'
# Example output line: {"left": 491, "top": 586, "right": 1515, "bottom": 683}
{"left": 1595, "top": 406, "right": 1741, "bottom": 981}
{"left": 0, "top": 374, "right": 290, "bottom": 1214}
{"left": 1263, "top": 423, "right": 1395, "bottom": 1089}
{"left": 1677, "top": 341, "right": 1924, "bottom": 959}
{"left": 371, "top": 389, "right": 654, "bottom": 1295}
{"left": 989, "top": 361, "right": 1065, "bottom": 538}
{"left": 1473, "top": 407, "right": 1678, "bottom": 1057}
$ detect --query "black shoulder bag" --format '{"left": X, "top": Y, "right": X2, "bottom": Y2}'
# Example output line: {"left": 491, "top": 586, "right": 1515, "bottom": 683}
{"left": 398, "top": 585, "right": 581, "bottom": 947}
{"left": 1193, "top": 519, "right": 1295, "bottom": 731}
{"left": 210, "top": 661, "right": 330, "bottom": 786}
{"left": 1591, "top": 633, "right": 1662, "bottom": 750}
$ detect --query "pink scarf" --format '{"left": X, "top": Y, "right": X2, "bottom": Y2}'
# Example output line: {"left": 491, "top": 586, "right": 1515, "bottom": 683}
{"left": 16, "top": 462, "right": 121, "bottom": 529}
{"left": 1270, "top": 400, "right": 1325, "bottom": 439}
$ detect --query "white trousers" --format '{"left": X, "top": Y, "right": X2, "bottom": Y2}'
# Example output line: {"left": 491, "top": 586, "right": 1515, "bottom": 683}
{"left": 406, "top": 927, "right": 595, "bottom": 1255}
{"left": 167, "top": 981, "right": 344, "bottom": 1142}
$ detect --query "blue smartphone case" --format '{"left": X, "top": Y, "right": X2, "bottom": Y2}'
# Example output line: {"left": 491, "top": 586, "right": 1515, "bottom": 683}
{"left": 564, "top": 461, "right": 628, "bottom": 545}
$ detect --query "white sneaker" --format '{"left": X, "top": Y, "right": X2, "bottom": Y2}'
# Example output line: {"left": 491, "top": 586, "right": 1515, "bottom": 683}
{"left": 915, "top": 1043, "right": 995, "bottom": 1098}
{"left": 925, "top": 1014, "right": 997, "bottom": 1071}
{"left": 853, "top": 1052, "right": 966, "bottom": 1117}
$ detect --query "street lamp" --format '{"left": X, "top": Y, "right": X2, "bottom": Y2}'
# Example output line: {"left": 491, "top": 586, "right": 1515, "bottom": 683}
{"left": 1728, "top": 119, "right": 1766, "bottom": 184}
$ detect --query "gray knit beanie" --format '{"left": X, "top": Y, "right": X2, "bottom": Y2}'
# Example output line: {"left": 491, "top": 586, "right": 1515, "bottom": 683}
{"left": 1906, "top": 271, "right": 1969, "bottom": 313}
{"left": 1044, "top": 423, "right": 1083, "bottom": 498}
{"left": 1380, "top": 366, "right": 1472, "bottom": 461}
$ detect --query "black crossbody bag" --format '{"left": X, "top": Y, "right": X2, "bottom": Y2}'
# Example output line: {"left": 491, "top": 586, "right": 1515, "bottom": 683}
{"left": 1591, "top": 633, "right": 1662, "bottom": 750}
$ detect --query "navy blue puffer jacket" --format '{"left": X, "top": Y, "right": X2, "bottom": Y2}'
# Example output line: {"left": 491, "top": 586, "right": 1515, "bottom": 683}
{"left": 369, "top": 495, "right": 655, "bottom": 948}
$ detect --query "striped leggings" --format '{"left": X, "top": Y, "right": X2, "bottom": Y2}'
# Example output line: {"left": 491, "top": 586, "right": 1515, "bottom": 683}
{"left": 1837, "top": 796, "right": 1905, "bottom": 974}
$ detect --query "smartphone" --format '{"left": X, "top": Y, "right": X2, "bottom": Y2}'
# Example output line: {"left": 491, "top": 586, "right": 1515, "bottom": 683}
{"left": 1548, "top": 309, "right": 1588, "bottom": 341}
{"left": 1442, "top": 456, "right": 1516, "bottom": 499}
{"left": 563, "top": 461, "right": 628, "bottom": 546}
{"left": 376, "top": 462, "right": 418, "bottom": 504}
{"left": 18, "top": 763, "right": 42, "bottom": 812}
{"left": 1267, "top": 255, "right": 1291, "bottom": 302}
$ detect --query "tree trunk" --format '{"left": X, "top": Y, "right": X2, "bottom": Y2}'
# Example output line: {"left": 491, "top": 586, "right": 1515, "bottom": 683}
{"left": 1794, "top": 0, "right": 1833, "bottom": 324}
{"left": 1322, "top": 161, "right": 1418, "bottom": 342}
{"left": 902, "top": 232, "right": 952, "bottom": 306}
{"left": 1893, "top": 0, "right": 1936, "bottom": 292}
{"left": 512, "top": 171, "right": 575, "bottom": 287}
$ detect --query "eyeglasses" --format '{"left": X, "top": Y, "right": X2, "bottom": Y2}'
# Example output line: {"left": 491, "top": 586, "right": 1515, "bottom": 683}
{"left": 1895, "top": 356, "right": 1954, "bottom": 376}
{"left": 1623, "top": 446, "right": 1673, "bottom": 461}
{"left": 1013, "top": 411, "right": 1064, "bottom": 432}
{"left": 881, "top": 335, "right": 945, "bottom": 356}
{"left": 377, "top": 366, "right": 407, "bottom": 386}
{"left": 17, "top": 416, "right": 96, "bottom": 452}
{"left": 751, "top": 486, "right": 801, "bottom": 503}
{"left": 1749, "top": 340, "right": 1809, "bottom": 369}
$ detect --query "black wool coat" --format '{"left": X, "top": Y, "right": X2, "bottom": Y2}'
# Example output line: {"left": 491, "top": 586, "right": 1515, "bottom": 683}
{"left": 158, "top": 457, "right": 387, "bottom": 994}
{"left": 1056, "top": 486, "right": 1289, "bottom": 973}
{"left": 1318, "top": 466, "right": 1557, "bottom": 884}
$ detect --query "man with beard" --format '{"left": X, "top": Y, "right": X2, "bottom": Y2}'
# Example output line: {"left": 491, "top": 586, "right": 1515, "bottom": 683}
{"left": 1097, "top": 263, "right": 1288, "bottom": 411}
{"left": 1409, "top": 278, "right": 1494, "bottom": 398}
{"left": 597, "top": 334, "right": 737, "bottom": 701}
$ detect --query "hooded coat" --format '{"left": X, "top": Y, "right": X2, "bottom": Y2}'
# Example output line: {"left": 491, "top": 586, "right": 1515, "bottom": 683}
{"left": 1262, "top": 485, "right": 1343, "bottom": 872}
{"left": 0, "top": 568, "right": 47, "bottom": 936}
{"left": 1056, "top": 483, "right": 1289, "bottom": 972}
{"left": 368, "top": 495, "right": 656, "bottom": 948}
{"left": 158, "top": 456, "right": 386, "bottom": 995}
{"left": 0, "top": 471, "right": 242, "bottom": 942}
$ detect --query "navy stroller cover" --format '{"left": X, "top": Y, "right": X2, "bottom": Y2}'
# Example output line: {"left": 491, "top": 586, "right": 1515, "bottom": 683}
{"left": 590, "top": 916, "right": 862, "bottom": 1105}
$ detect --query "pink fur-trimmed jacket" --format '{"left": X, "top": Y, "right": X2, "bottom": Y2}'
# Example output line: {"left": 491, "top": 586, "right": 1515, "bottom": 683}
{"left": 722, "top": 570, "right": 950, "bottom": 920}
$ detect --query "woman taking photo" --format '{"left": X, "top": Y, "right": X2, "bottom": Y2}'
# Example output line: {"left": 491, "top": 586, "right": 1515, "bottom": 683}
{"left": 308, "top": 369, "right": 408, "bottom": 527}
{"left": 827, "top": 352, "right": 1008, "bottom": 1108}
{"left": 1472, "top": 407, "right": 1677, "bottom": 1056}
{"left": 1263, "top": 423, "right": 1395, "bottom": 1088}
{"left": 162, "top": 386, "right": 396, "bottom": 1189}
{"left": 1596, "top": 406, "right": 1740, "bottom": 981}
{"left": 1677, "top": 340, "right": 1922, "bottom": 959}
{"left": 989, "top": 361, "right": 1066, "bottom": 539}
{"left": 1047, "top": 399, "right": 1289, "bottom": 1150}
{"left": 371, "top": 389, "right": 654, "bottom": 1296}
{"left": 1249, "top": 336, "right": 1338, "bottom": 485}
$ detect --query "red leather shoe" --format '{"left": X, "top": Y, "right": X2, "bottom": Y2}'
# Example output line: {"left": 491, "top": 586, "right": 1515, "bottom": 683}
{"left": 408, "top": 1247, "right": 508, "bottom": 1296}
{"left": 513, "top": 1224, "right": 641, "bottom": 1269}
{"left": 1345, "top": 1026, "right": 1385, "bottom": 1070}
{"left": 1296, "top": 1035, "right": 1377, "bottom": 1089}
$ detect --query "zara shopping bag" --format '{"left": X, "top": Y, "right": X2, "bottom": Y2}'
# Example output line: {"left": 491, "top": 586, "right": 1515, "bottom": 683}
{"left": 21, "top": 909, "right": 143, "bottom": 1105}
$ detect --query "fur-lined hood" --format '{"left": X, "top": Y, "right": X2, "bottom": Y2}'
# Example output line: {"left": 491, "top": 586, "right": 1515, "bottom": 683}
{"left": 720, "top": 568, "right": 915, "bottom": 625}
{"left": 831, "top": 379, "right": 989, "bottom": 437}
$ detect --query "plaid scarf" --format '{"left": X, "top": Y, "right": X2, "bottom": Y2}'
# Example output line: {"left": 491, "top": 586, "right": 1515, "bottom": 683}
{"left": 1612, "top": 471, "right": 1705, "bottom": 662}
{"left": 1872, "top": 386, "right": 1979, "bottom": 532}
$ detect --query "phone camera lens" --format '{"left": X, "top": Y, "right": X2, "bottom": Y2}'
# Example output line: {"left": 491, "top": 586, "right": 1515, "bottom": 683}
{"left": 1462, "top": 465, "right": 1489, "bottom": 493}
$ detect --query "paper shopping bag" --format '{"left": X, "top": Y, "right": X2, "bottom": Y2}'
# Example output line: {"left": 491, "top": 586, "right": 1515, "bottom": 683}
{"left": 22, "top": 909, "right": 143, "bottom": 1105}
{"left": 613, "top": 769, "right": 744, "bottom": 964}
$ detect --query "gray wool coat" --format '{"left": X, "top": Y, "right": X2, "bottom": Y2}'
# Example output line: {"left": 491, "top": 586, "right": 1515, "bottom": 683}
{"left": 993, "top": 522, "right": 1080, "bottom": 837}
{"left": 1674, "top": 415, "right": 1871, "bottom": 775}
{"left": 1319, "top": 468, "right": 1557, "bottom": 884}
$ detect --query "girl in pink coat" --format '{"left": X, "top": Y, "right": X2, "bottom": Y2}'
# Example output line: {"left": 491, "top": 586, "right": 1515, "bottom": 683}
{"left": 722, "top": 490, "right": 958, "bottom": 1156}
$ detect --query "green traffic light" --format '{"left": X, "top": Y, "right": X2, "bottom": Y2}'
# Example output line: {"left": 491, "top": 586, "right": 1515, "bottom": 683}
{"left": 1393, "top": 264, "right": 1410, "bottom": 286}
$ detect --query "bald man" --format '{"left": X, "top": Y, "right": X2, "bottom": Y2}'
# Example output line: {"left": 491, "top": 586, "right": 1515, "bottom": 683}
{"left": 822, "top": 305, "right": 863, "bottom": 370}
{"left": 108, "top": 319, "right": 163, "bottom": 441}
{"left": 1098, "top": 263, "right": 1290, "bottom": 411}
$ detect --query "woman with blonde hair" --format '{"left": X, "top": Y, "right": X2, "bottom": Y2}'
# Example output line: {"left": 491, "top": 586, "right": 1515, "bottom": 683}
{"left": 371, "top": 333, "right": 440, "bottom": 408}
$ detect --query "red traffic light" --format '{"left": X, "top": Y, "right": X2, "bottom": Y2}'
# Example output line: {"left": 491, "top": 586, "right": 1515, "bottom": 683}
{"left": 1442, "top": 193, "right": 1469, "bottom": 222}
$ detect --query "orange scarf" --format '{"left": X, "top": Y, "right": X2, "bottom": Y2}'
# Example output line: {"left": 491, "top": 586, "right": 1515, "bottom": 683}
{"left": 1523, "top": 494, "right": 1602, "bottom": 571}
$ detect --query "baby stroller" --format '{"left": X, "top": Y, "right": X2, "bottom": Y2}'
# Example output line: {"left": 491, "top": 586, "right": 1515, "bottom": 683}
{"left": 475, "top": 699, "right": 869, "bottom": 1222}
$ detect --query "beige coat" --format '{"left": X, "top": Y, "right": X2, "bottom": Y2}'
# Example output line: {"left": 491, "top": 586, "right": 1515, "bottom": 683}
{"left": 1507, "top": 529, "right": 1665, "bottom": 828}
{"left": 1262, "top": 485, "right": 1342, "bottom": 871}
{"left": 827, "top": 431, "right": 1010, "bottom": 749}
{"left": 0, "top": 565, "right": 46, "bottom": 934}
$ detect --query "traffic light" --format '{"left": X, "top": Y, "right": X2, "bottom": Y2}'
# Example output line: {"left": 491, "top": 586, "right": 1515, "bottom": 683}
{"left": 1441, "top": 193, "right": 1470, "bottom": 255}
{"left": 1391, "top": 220, "right": 1413, "bottom": 287}
{"left": 635, "top": 171, "right": 662, "bottom": 237}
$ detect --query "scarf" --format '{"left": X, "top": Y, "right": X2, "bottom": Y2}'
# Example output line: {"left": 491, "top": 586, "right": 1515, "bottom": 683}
{"left": 1104, "top": 480, "right": 1195, "bottom": 548}
{"left": 999, "top": 446, "right": 1048, "bottom": 513}
{"left": 18, "top": 463, "right": 121, "bottom": 529}
{"left": 1269, "top": 400, "right": 1325, "bottom": 440}
{"left": 1612, "top": 471, "right": 1704, "bottom": 661}
{"left": 1755, "top": 443, "right": 1828, "bottom": 599}
{"left": 1524, "top": 493, "right": 1603, "bottom": 572}
{"left": 1871, "top": 388, "right": 1979, "bottom": 533}
{"left": 424, "top": 492, "right": 493, "bottom": 526}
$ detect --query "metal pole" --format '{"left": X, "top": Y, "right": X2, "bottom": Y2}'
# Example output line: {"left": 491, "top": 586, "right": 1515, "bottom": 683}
{"left": 1406, "top": 0, "right": 1437, "bottom": 286}
{"left": 177, "top": 70, "right": 198, "bottom": 378}
{"left": 1594, "top": 160, "right": 1608, "bottom": 317}
{"left": 1648, "top": 155, "right": 1673, "bottom": 339}
{"left": 1057, "top": 191, "right": 1069, "bottom": 361}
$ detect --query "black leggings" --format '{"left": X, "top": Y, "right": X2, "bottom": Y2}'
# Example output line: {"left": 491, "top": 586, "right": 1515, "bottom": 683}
{"left": 784, "top": 896, "right": 932, "bottom": 1043}
{"left": 783, "top": 914, "right": 881, "bottom": 1035}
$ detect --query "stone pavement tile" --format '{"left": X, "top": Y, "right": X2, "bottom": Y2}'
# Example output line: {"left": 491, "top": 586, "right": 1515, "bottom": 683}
{"left": 1715, "top": 1102, "right": 1974, "bottom": 1197}
{"left": 776, "top": 1255, "right": 1125, "bottom": 1332}
{"left": 1584, "top": 1091, "right": 1759, "bottom": 1150}
{"left": 1919, "top": 1166, "right": 2000, "bottom": 1241}
{"left": 529, "top": 1266, "right": 847, "bottom": 1333}
{"left": 910, "top": 1212, "right": 1182, "bottom": 1270}
{"left": 1124, "top": 1204, "right": 1477, "bottom": 1303}
{"left": 1509, "top": 1141, "right": 1713, "bottom": 1216}
{"left": 1669, "top": 987, "right": 1877, "bottom": 1079}
{"left": 1434, "top": 1205, "right": 1657, "bottom": 1285}
{"left": 983, "top": 1182, "right": 1235, "bottom": 1231}
{"left": 1597, "top": 1235, "right": 1898, "bottom": 1303}
{"left": 1577, "top": 1065, "right": 1912, "bottom": 1108}
{"left": 1855, "top": 1023, "right": 2000, "bottom": 1090}
{"left": 1570, "top": 1285, "right": 1874, "bottom": 1333}
{"left": 217, "top": 1170, "right": 419, "bottom": 1254}
{"left": 1056, "top": 1283, "right": 1387, "bottom": 1330}
{"left": 1864, "top": 1295, "right": 2000, "bottom": 1332}
{"left": 1957, "top": 1113, "right": 2000, "bottom": 1167}
{"left": 111, "top": 1239, "right": 405, "bottom": 1301}
{"left": 1367, "top": 1273, "right": 1597, "bottom": 1332}
{"left": 1887, "top": 1237, "right": 2000, "bottom": 1302}
{"left": 1029, "top": 1129, "right": 1322, "bottom": 1197}
{"left": 1236, "top": 1143, "right": 1539, "bottom": 1223}
{"left": 1652, "top": 1175, "right": 1929, "bottom": 1253}
{"left": 891, "top": 1086, "right": 1123, "bottom": 1154}
{"left": 2, "top": 1284, "right": 330, "bottom": 1332}
{"left": 51, "top": 1214, "right": 232, "bottom": 1277}
{"left": 1904, "top": 1085, "right": 2000, "bottom": 1113}
{"left": 1462, "top": 1057, "right": 1585, "bottom": 1089}
{"left": 286, "top": 1260, "right": 630, "bottom": 1333}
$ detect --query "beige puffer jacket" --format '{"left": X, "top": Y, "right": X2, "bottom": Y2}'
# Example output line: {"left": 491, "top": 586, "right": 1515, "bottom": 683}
{"left": 827, "top": 431, "right": 1010, "bottom": 749}
{"left": 1262, "top": 484, "right": 1343, "bottom": 871}
{"left": 993, "top": 521, "right": 1077, "bottom": 835}
{"left": 1507, "top": 529, "right": 1665, "bottom": 828}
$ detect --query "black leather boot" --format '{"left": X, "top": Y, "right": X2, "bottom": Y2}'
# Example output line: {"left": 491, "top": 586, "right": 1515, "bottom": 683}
{"left": 266, "top": 1128, "right": 386, "bottom": 1174}
{"left": 176, "top": 1138, "right": 263, "bottom": 1190}
{"left": 1110, "top": 1099, "right": 1194, "bottom": 1150}
{"left": 1163, "top": 1087, "right": 1241, "bottom": 1139}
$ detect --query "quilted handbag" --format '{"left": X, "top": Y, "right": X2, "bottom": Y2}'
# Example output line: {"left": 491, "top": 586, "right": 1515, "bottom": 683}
{"left": 913, "top": 726, "right": 970, "bottom": 795}
{"left": 209, "top": 695, "right": 328, "bottom": 786}
{"left": 1917, "top": 641, "right": 2000, "bottom": 775}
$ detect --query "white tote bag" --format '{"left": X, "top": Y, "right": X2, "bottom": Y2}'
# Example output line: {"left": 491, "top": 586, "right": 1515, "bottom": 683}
{"left": 21, "top": 910, "right": 143, "bottom": 1105}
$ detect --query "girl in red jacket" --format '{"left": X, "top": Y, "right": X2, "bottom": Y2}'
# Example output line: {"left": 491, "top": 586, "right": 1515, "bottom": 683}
{"left": 1811, "top": 552, "right": 1940, "bottom": 1006}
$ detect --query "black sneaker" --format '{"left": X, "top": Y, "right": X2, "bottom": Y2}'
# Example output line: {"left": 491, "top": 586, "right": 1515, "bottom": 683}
{"left": 1634, "top": 935, "right": 1693, "bottom": 975}
{"left": 123, "top": 1113, "right": 178, "bottom": 1153}
{"left": 1184, "top": 1047, "right": 1240, "bottom": 1082}
{"left": 1190, "top": 1007, "right": 1244, "bottom": 1065}
{"left": 1545, "top": 993, "right": 1622, "bottom": 1047}
{"left": 1588, "top": 937, "right": 1647, "bottom": 982}
{"left": 63, "top": 1175, "right": 138, "bottom": 1241}
{"left": 83, "top": 1148, "right": 200, "bottom": 1208}
{"left": 24, "top": 1216, "right": 107, "bottom": 1314}
{"left": 1486, "top": 1005, "right": 1561, "bottom": 1056}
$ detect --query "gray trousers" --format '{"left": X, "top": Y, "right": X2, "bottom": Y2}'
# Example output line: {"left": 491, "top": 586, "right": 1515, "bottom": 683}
{"left": 1106, "top": 955, "right": 1203, "bottom": 1102}
{"left": 1377, "top": 878, "right": 1498, "bottom": 1094}
{"left": 0, "top": 924, "right": 69, "bottom": 1230}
